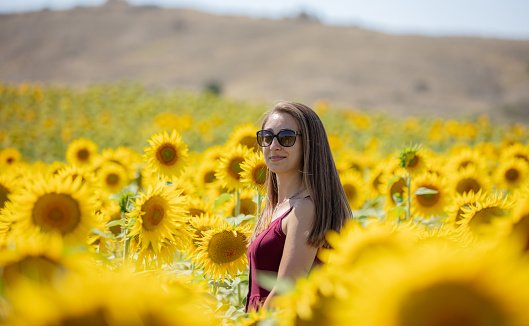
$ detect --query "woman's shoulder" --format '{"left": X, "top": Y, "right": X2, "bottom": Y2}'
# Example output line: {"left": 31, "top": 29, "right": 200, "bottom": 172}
{"left": 289, "top": 196, "right": 315, "bottom": 221}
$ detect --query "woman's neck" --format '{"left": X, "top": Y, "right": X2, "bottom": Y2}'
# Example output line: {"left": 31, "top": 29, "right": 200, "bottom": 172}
{"left": 276, "top": 173, "right": 304, "bottom": 203}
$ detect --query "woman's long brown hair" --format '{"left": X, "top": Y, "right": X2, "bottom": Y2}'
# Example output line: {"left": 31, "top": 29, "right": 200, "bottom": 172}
{"left": 251, "top": 101, "right": 352, "bottom": 248}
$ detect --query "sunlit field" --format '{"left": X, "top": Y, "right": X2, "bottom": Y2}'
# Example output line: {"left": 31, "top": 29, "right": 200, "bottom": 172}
{"left": 1, "top": 82, "right": 529, "bottom": 325}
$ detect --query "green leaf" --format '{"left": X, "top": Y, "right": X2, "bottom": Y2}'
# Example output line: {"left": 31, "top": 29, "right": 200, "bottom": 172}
{"left": 225, "top": 214, "right": 255, "bottom": 227}
{"left": 392, "top": 193, "right": 404, "bottom": 206}
{"left": 90, "top": 228, "right": 115, "bottom": 239}
{"left": 387, "top": 175, "right": 405, "bottom": 189}
{"left": 106, "top": 218, "right": 126, "bottom": 227}
{"left": 256, "top": 271, "right": 294, "bottom": 294}
{"left": 214, "top": 193, "right": 232, "bottom": 210}
{"left": 390, "top": 206, "right": 406, "bottom": 218}
{"left": 414, "top": 187, "right": 439, "bottom": 195}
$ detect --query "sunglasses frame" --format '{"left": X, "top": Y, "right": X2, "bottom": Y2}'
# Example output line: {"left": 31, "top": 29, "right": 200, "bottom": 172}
{"left": 256, "top": 129, "right": 302, "bottom": 147}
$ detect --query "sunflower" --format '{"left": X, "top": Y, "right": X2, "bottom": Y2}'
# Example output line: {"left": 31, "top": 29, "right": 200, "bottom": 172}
{"left": 408, "top": 173, "right": 449, "bottom": 219}
{"left": 450, "top": 166, "right": 491, "bottom": 196}
{"left": 166, "top": 175, "right": 197, "bottom": 197}
{"left": 226, "top": 123, "right": 259, "bottom": 152}
{"left": 65, "top": 138, "right": 98, "bottom": 166}
{"left": 367, "top": 161, "right": 387, "bottom": 199}
{"left": 397, "top": 145, "right": 428, "bottom": 175}
{"left": 240, "top": 151, "right": 267, "bottom": 192}
{"left": 5, "top": 269, "right": 218, "bottom": 326}
{"left": 239, "top": 307, "right": 272, "bottom": 326}
{"left": 507, "top": 192, "right": 529, "bottom": 251}
{"left": 500, "top": 143, "right": 529, "bottom": 165}
{"left": 216, "top": 144, "right": 251, "bottom": 192}
{"left": 0, "top": 147, "right": 22, "bottom": 166}
{"left": 6, "top": 174, "right": 99, "bottom": 245}
{"left": 184, "top": 213, "right": 223, "bottom": 256}
{"left": 335, "top": 149, "right": 374, "bottom": 175}
{"left": 56, "top": 164, "right": 97, "bottom": 186}
{"left": 446, "top": 149, "right": 487, "bottom": 173}
{"left": 322, "top": 220, "right": 417, "bottom": 269}
{"left": 445, "top": 189, "right": 488, "bottom": 226}
{"left": 144, "top": 129, "right": 189, "bottom": 178}
{"left": 193, "top": 222, "right": 252, "bottom": 281}
{"left": 126, "top": 180, "right": 189, "bottom": 261}
{"left": 95, "top": 161, "right": 130, "bottom": 195}
{"left": 425, "top": 155, "right": 447, "bottom": 178}
{"left": 195, "top": 161, "right": 219, "bottom": 190}
{"left": 354, "top": 246, "right": 529, "bottom": 326}
{"left": 0, "top": 235, "right": 64, "bottom": 286}
{"left": 274, "top": 267, "right": 345, "bottom": 326}
{"left": 381, "top": 168, "right": 407, "bottom": 212}
{"left": 340, "top": 171, "right": 367, "bottom": 210}
{"left": 459, "top": 192, "right": 514, "bottom": 239}
{"left": 185, "top": 196, "right": 215, "bottom": 219}
{"left": 220, "top": 188, "right": 260, "bottom": 218}
{"left": 0, "top": 173, "right": 18, "bottom": 210}
{"left": 47, "top": 161, "right": 67, "bottom": 176}
{"left": 95, "top": 146, "right": 141, "bottom": 180}
{"left": 202, "top": 145, "right": 225, "bottom": 162}
{"left": 494, "top": 157, "right": 529, "bottom": 193}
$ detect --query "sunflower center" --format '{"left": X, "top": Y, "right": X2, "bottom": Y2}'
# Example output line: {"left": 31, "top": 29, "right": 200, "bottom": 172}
{"left": 372, "top": 173, "right": 382, "bottom": 189}
{"left": 106, "top": 173, "right": 120, "bottom": 185}
{"left": 505, "top": 168, "right": 519, "bottom": 182}
{"left": 0, "top": 184, "right": 10, "bottom": 210}
{"left": 468, "top": 207, "right": 505, "bottom": 230}
{"left": 204, "top": 171, "right": 216, "bottom": 184}
{"left": 398, "top": 281, "right": 506, "bottom": 326}
{"left": 208, "top": 231, "right": 247, "bottom": 264}
{"left": 408, "top": 156, "right": 418, "bottom": 168}
{"left": 253, "top": 165, "right": 267, "bottom": 185}
{"left": 76, "top": 149, "right": 89, "bottom": 161}
{"left": 141, "top": 196, "right": 166, "bottom": 231}
{"left": 32, "top": 193, "right": 81, "bottom": 235}
{"left": 511, "top": 214, "right": 529, "bottom": 251}
{"left": 459, "top": 160, "right": 472, "bottom": 170}
{"left": 416, "top": 189, "right": 440, "bottom": 207}
{"left": 157, "top": 144, "right": 178, "bottom": 165}
{"left": 515, "top": 154, "right": 529, "bottom": 163}
{"left": 390, "top": 178, "right": 406, "bottom": 204}
{"left": 236, "top": 198, "right": 257, "bottom": 216}
{"left": 241, "top": 136, "right": 257, "bottom": 150}
{"left": 456, "top": 178, "right": 481, "bottom": 195}
{"left": 343, "top": 184, "right": 357, "bottom": 201}
{"left": 6, "top": 157, "right": 14, "bottom": 164}
{"left": 189, "top": 208, "right": 206, "bottom": 217}
{"left": 3, "top": 255, "right": 60, "bottom": 285}
{"left": 228, "top": 158, "right": 244, "bottom": 180}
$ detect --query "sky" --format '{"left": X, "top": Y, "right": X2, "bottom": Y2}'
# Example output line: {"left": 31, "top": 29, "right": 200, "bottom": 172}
{"left": 1, "top": 0, "right": 529, "bottom": 39}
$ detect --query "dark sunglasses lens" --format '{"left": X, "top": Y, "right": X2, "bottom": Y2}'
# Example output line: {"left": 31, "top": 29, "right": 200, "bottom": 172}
{"left": 257, "top": 131, "right": 273, "bottom": 146}
{"left": 278, "top": 130, "right": 296, "bottom": 147}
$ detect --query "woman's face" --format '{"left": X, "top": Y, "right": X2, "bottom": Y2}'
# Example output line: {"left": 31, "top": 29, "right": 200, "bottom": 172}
{"left": 262, "top": 111, "right": 303, "bottom": 176}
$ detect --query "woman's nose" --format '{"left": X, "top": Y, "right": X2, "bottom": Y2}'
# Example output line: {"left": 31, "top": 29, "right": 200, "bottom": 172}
{"left": 269, "top": 136, "right": 282, "bottom": 149}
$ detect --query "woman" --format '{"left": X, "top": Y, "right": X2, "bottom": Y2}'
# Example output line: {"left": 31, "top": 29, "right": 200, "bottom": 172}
{"left": 245, "top": 101, "right": 352, "bottom": 312}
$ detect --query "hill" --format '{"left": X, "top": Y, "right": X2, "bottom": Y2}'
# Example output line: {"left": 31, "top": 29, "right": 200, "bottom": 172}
{"left": 1, "top": 1, "right": 529, "bottom": 123}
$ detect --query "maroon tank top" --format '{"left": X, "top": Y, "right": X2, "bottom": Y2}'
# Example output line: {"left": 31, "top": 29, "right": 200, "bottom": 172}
{"left": 245, "top": 202, "right": 321, "bottom": 312}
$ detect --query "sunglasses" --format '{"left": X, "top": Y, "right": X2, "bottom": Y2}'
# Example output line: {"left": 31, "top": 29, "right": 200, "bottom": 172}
{"left": 256, "top": 129, "right": 302, "bottom": 147}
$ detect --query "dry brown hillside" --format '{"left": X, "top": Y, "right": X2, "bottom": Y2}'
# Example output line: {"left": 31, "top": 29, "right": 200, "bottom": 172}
{"left": 1, "top": 1, "right": 529, "bottom": 123}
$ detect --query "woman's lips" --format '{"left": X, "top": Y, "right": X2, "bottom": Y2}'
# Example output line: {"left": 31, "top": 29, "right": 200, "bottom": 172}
{"left": 269, "top": 156, "right": 285, "bottom": 162}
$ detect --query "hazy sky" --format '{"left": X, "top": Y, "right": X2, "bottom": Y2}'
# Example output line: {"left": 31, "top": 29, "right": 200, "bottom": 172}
{"left": 2, "top": 0, "right": 529, "bottom": 39}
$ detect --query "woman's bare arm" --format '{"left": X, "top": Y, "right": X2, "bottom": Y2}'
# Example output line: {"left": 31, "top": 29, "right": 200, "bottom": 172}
{"left": 262, "top": 197, "right": 317, "bottom": 309}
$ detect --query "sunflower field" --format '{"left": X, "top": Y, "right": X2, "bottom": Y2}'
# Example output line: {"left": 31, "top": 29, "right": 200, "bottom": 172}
{"left": 1, "top": 82, "right": 529, "bottom": 325}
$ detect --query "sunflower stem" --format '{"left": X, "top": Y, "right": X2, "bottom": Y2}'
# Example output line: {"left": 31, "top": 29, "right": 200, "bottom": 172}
{"left": 405, "top": 172, "right": 412, "bottom": 222}
{"left": 235, "top": 190, "right": 241, "bottom": 217}
{"left": 237, "top": 281, "right": 241, "bottom": 305}
{"left": 121, "top": 212, "right": 128, "bottom": 267}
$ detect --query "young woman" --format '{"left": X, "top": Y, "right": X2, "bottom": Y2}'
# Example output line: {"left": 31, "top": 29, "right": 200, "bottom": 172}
{"left": 245, "top": 101, "right": 352, "bottom": 312}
